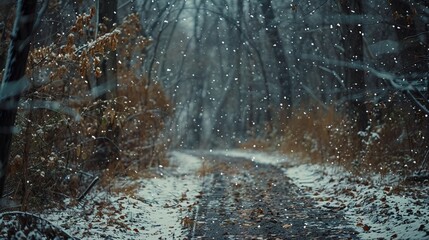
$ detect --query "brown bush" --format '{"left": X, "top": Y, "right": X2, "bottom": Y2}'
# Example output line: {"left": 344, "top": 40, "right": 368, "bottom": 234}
{"left": 5, "top": 11, "right": 171, "bottom": 210}
{"left": 241, "top": 101, "right": 428, "bottom": 177}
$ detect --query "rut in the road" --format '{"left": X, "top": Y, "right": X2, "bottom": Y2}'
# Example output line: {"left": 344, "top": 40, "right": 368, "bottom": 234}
{"left": 189, "top": 154, "right": 357, "bottom": 239}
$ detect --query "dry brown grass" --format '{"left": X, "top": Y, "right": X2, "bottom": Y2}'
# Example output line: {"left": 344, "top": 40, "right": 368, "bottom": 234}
{"left": 241, "top": 104, "right": 428, "bottom": 177}
{"left": 279, "top": 107, "right": 360, "bottom": 167}
{"left": 197, "top": 161, "right": 212, "bottom": 177}
{"left": 239, "top": 139, "right": 272, "bottom": 151}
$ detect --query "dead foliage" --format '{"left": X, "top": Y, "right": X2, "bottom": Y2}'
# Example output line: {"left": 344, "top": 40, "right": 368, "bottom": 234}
{"left": 241, "top": 101, "right": 429, "bottom": 177}
{"left": 4, "top": 8, "right": 171, "bottom": 211}
{"left": 278, "top": 104, "right": 427, "bottom": 175}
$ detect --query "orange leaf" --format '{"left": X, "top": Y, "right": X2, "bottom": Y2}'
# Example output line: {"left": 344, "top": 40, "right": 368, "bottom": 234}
{"left": 363, "top": 224, "right": 371, "bottom": 232}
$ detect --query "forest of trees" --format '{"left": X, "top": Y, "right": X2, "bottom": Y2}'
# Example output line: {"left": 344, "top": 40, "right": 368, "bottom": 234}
{"left": 149, "top": 0, "right": 429, "bottom": 176}
{"left": 0, "top": 0, "right": 428, "bottom": 210}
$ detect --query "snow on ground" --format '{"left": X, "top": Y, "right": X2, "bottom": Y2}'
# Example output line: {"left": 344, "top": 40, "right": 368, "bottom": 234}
{"left": 208, "top": 149, "right": 429, "bottom": 239}
{"left": 3, "top": 149, "right": 428, "bottom": 239}
{"left": 208, "top": 149, "right": 295, "bottom": 165}
{"left": 286, "top": 164, "right": 429, "bottom": 239}
{"left": 41, "top": 151, "right": 203, "bottom": 240}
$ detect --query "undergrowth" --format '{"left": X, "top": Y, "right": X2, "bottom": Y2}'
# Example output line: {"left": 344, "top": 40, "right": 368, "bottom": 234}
{"left": 3, "top": 8, "right": 172, "bottom": 211}
{"left": 241, "top": 101, "right": 429, "bottom": 178}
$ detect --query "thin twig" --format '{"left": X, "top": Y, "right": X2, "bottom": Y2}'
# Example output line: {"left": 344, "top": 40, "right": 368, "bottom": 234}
{"left": 77, "top": 176, "right": 99, "bottom": 202}
{"left": 418, "top": 150, "right": 429, "bottom": 175}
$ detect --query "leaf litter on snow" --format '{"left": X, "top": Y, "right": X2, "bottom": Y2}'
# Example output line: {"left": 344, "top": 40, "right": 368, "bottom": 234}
{"left": 40, "top": 151, "right": 203, "bottom": 239}
{"left": 6, "top": 149, "right": 428, "bottom": 239}
{"left": 286, "top": 164, "right": 429, "bottom": 239}
{"left": 208, "top": 149, "right": 429, "bottom": 239}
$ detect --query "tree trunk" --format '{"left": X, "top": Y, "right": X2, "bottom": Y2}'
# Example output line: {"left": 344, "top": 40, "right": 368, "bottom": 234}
{"left": 0, "top": 0, "right": 37, "bottom": 198}
{"left": 0, "top": 2, "right": 15, "bottom": 71}
{"left": 339, "top": 0, "right": 368, "bottom": 133}
{"left": 93, "top": 0, "right": 119, "bottom": 166}
{"left": 188, "top": 0, "right": 205, "bottom": 148}
{"left": 388, "top": 0, "right": 424, "bottom": 74}
{"left": 389, "top": 0, "right": 429, "bottom": 154}
{"left": 259, "top": 0, "right": 293, "bottom": 122}
{"left": 97, "top": 0, "right": 118, "bottom": 101}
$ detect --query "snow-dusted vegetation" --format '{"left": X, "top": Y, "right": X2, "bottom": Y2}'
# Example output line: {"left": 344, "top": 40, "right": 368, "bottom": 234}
{"left": 0, "top": 0, "right": 428, "bottom": 239}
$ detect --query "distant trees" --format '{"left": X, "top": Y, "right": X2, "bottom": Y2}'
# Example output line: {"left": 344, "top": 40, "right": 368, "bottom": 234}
{"left": 139, "top": 0, "right": 428, "bottom": 173}
{"left": 150, "top": 0, "right": 282, "bottom": 147}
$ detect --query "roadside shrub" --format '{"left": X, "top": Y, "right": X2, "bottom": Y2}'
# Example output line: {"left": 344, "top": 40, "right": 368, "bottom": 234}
{"left": 5, "top": 9, "right": 171, "bottom": 210}
{"left": 241, "top": 100, "right": 428, "bottom": 177}
{"left": 285, "top": 102, "right": 427, "bottom": 176}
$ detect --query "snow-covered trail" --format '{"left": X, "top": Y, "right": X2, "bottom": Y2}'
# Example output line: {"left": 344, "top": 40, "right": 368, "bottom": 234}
{"left": 5, "top": 150, "right": 427, "bottom": 239}
{"left": 189, "top": 151, "right": 357, "bottom": 239}
{"left": 39, "top": 151, "right": 205, "bottom": 239}
{"left": 204, "top": 149, "right": 429, "bottom": 239}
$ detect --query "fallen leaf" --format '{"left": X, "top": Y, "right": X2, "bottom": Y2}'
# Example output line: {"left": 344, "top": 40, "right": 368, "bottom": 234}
{"left": 195, "top": 191, "right": 204, "bottom": 198}
{"left": 181, "top": 216, "right": 193, "bottom": 228}
{"left": 283, "top": 224, "right": 292, "bottom": 229}
{"left": 363, "top": 224, "right": 371, "bottom": 232}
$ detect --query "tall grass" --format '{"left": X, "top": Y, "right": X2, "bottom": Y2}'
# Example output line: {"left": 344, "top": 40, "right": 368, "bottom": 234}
{"left": 279, "top": 105, "right": 427, "bottom": 175}
{"left": 243, "top": 103, "right": 428, "bottom": 177}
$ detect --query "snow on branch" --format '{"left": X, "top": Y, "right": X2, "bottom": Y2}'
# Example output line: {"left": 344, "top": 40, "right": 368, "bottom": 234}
{"left": 303, "top": 54, "right": 429, "bottom": 114}
{"left": 302, "top": 54, "right": 427, "bottom": 92}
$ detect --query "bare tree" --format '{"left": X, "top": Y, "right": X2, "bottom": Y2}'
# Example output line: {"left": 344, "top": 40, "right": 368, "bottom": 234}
{"left": 93, "top": 0, "right": 120, "bottom": 165}
{"left": 338, "top": 0, "right": 368, "bottom": 133}
{"left": 259, "top": 0, "right": 293, "bottom": 122}
{"left": 0, "top": 0, "right": 38, "bottom": 198}
{"left": 0, "top": 1, "right": 15, "bottom": 71}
